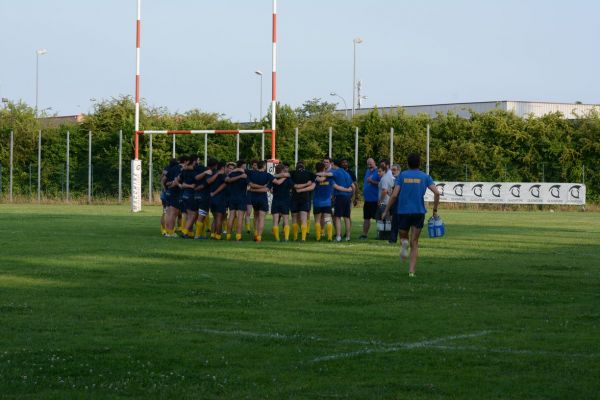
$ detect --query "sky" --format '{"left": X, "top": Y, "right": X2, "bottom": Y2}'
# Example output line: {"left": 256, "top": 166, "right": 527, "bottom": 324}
{"left": 1, "top": 0, "right": 599, "bottom": 121}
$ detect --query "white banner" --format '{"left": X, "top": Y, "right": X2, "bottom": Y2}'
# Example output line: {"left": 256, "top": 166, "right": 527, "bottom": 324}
{"left": 424, "top": 182, "right": 586, "bottom": 205}
{"left": 131, "top": 160, "right": 142, "bottom": 212}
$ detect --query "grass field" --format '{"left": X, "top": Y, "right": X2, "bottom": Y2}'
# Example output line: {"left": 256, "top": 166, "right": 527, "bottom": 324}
{"left": 0, "top": 204, "right": 599, "bottom": 399}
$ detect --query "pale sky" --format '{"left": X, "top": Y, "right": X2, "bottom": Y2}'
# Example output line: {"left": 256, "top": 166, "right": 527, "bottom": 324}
{"left": 1, "top": 0, "right": 599, "bottom": 121}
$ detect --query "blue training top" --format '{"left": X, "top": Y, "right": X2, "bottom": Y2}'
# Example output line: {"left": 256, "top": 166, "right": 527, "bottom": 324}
{"left": 313, "top": 177, "right": 333, "bottom": 207}
{"left": 332, "top": 168, "right": 353, "bottom": 197}
{"left": 395, "top": 169, "right": 434, "bottom": 214}
{"left": 363, "top": 168, "right": 380, "bottom": 202}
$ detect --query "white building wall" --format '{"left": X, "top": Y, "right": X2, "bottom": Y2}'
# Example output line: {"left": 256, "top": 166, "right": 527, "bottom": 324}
{"left": 350, "top": 101, "right": 598, "bottom": 119}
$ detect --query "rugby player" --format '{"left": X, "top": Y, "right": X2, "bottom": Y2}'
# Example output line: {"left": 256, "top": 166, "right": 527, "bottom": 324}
{"left": 225, "top": 160, "right": 248, "bottom": 241}
{"left": 208, "top": 162, "right": 228, "bottom": 240}
{"left": 193, "top": 158, "right": 217, "bottom": 239}
{"left": 383, "top": 153, "right": 441, "bottom": 277}
{"left": 247, "top": 160, "right": 273, "bottom": 242}
{"left": 290, "top": 161, "right": 315, "bottom": 241}
{"left": 270, "top": 164, "right": 293, "bottom": 241}
{"left": 179, "top": 155, "right": 199, "bottom": 238}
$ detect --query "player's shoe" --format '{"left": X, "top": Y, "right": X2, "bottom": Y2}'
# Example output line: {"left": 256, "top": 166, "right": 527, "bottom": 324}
{"left": 400, "top": 240, "right": 409, "bottom": 261}
{"left": 409, "top": 272, "right": 416, "bottom": 278}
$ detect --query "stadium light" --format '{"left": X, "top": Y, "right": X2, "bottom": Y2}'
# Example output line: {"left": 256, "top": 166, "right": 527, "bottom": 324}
{"left": 330, "top": 92, "right": 349, "bottom": 118}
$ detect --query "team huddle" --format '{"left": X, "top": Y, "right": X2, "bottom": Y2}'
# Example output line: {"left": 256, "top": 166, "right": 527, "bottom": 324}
{"left": 159, "top": 152, "right": 441, "bottom": 276}
{"left": 159, "top": 156, "right": 359, "bottom": 242}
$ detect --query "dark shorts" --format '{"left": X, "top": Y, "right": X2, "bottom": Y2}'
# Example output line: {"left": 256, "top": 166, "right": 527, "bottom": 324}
{"left": 313, "top": 205, "right": 332, "bottom": 215}
{"left": 160, "top": 191, "right": 167, "bottom": 209}
{"left": 165, "top": 191, "right": 181, "bottom": 209}
{"left": 334, "top": 196, "right": 351, "bottom": 218}
{"left": 397, "top": 213, "right": 425, "bottom": 231}
{"left": 363, "top": 201, "right": 378, "bottom": 220}
{"left": 252, "top": 197, "right": 269, "bottom": 213}
{"left": 271, "top": 198, "right": 290, "bottom": 215}
{"left": 291, "top": 198, "right": 311, "bottom": 213}
{"left": 210, "top": 198, "right": 226, "bottom": 215}
{"left": 181, "top": 192, "right": 198, "bottom": 213}
{"left": 195, "top": 192, "right": 210, "bottom": 214}
{"left": 229, "top": 198, "right": 247, "bottom": 211}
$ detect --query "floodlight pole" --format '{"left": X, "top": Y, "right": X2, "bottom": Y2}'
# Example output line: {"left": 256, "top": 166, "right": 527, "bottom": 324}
{"left": 426, "top": 124, "right": 430, "bottom": 175}
{"left": 37, "top": 130, "right": 41, "bottom": 203}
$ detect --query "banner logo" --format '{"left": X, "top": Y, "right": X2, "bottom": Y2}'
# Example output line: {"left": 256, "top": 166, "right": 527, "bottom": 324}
{"left": 529, "top": 184, "right": 541, "bottom": 198}
{"left": 549, "top": 185, "right": 561, "bottom": 199}
{"left": 569, "top": 185, "right": 581, "bottom": 199}
{"left": 509, "top": 184, "right": 521, "bottom": 198}
{"left": 453, "top": 184, "right": 464, "bottom": 197}
{"left": 472, "top": 184, "right": 483, "bottom": 198}
{"left": 491, "top": 184, "right": 502, "bottom": 198}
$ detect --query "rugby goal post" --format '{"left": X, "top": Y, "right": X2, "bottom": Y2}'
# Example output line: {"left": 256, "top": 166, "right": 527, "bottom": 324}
{"left": 131, "top": 0, "right": 279, "bottom": 212}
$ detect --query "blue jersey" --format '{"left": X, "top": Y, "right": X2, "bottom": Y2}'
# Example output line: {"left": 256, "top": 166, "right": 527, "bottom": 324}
{"left": 248, "top": 170, "right": 273, "bottom": 200}
{"left": 272, "top": 177, "right": 293, "bottom": 202}
{"left": 395, "top": 169, "right": 434, "bottom": 214}
{"left": 227, "top": 170, "right": 248, "bottom": 199}
{"left": 313, "top": 177, "right": 333, "bottom": 207}
{"left": 180, "top": 168, "right": 197, "bottom": 194}
{"left": 209, "top": 173, "right": 226, "bottom": 200}
{"left": 166, "top": 164, "right": 182, "bottom": 194}
{"left": 363, "top": 168, "right": 380, "bottom": 202}
{"left": 332, "top": 168, "right": 353, "bottom": 197}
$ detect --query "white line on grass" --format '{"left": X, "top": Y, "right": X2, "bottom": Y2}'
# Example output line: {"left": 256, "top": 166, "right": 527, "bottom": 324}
{"left": 428, "top": 344, "right": 600, "bottom": 359}
{"left": 311, "top": 331, "right": 491, "bottom": 363}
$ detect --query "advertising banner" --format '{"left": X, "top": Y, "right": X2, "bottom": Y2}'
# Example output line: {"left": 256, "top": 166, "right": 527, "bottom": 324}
{"left": 424, "top": 182, "right": 586, "bottom": 205}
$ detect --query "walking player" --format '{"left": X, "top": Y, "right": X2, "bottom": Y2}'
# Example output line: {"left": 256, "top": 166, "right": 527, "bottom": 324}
{"left": 383, "top": 153, "right": 440, "bottom": 277}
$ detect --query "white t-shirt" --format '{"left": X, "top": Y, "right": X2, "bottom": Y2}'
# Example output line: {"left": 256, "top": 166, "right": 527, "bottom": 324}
{"left": 378, "top": 170, "right": 395, "bottom": 205}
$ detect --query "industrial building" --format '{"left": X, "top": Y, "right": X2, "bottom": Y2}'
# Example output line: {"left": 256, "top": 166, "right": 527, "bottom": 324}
{"left": 346, "top": 101, "right": 599, "bottom": 120}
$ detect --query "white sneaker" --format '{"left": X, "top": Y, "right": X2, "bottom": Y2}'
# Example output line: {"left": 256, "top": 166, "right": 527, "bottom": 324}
{"left": 335, "top": 236, "right": 342, "bottom": 242}
{"left": 400, "top": 240, "right": 409, "bottom": 261}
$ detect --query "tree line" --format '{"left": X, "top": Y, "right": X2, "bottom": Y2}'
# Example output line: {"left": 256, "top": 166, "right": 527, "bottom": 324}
{"left": 0, "top": 96, "right": 597, "bottom": 201}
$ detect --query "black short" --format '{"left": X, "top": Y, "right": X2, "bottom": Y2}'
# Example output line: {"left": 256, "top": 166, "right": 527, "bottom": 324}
{"left": 313, "top": 206, "right": 332, "bottom": 215}
{"left": 363, "top": 201, "right": 378, "bottom": 220}
{"left": 252, "top": 197, "right": 269, "bottom": 213}
{"left": 195, "top": 193, "right": 210, "bottom": 214}
{"left": 229, "top": 198, "right": 247, "bottom": 211}
{"left": 291, "top": 198, "right": 311, "bottom": 213}
{"left": 210, "top": 199, "right": 227, "bottom": 215}
{"left": 397, "top": 213, "right": 425, "bottom": 231}
{"left": 271, "top": 199, "right": 290, "bottom": 215}
{"left": 334, "top": 196, "right": 351, "bottom": 218}
{"left": 164, "top": 190, "right": 181, "bottom": 209}
{"left": 181, "top": 192, "right": 198, "bottom": 213}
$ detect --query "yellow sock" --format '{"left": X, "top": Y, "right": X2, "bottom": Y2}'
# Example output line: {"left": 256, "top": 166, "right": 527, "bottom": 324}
{"left": 301, "top": 223, "right": 308, "bottom": 241}
{"left": 204, "top": 214, "right": 211, "bottom": 232}
{"left": 236, "top": 233, "right": 242, "bottom": 241}
{"left": 160, "top": 224, "right": 165, "bottom": 235}
{"left": 222, "top": 221, "right": 227, "bottom": 233}
{"left": 315, "top": 223, "right": 322, "bottom": 241}
{"left": 326, "top": 223, "right": 333, "bottom": 241}
{"left": 283, "top": 225, "right": 290, "bottom": 241}
{"left": 182, "top": 228, "right": 190, "bottom": 237}
{"left": 180, "top": 214, "right": 186, "bottom": 230}
{"left": 273, "top": 226, "right": 280, "bottom": 241}
{"left": 256, "top": 235, "right": 262, "bottom": 242}
{"left": 210, "top": 232, "right": 215, "bottom": 239}
{"left": 195, "top": 222, "right": 203, "bottom": 237}
{"left": 292, "top": 223, "right": 299, "bottom": 241}
{"left": 245, "top": 223, "right": 251, "bottom": 233}
{"left": 168, "top": 228, "right": 175, "bottom": 235}
{"left": 226, "top": 233, "right": 232, "bottom": 240}
{"left": 233, "top": 218, "right": 237, "bottom": 231}
{"left": 307, "top": 219, "right": 311, "bottom": 235}
{"left": 214, "top": 233, "right": 221, "bottom": 240}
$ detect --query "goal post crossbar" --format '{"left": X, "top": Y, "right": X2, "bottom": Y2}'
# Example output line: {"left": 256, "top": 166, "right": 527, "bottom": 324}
{"left": 137, "top": 129, "right": 273, "bottom": 135}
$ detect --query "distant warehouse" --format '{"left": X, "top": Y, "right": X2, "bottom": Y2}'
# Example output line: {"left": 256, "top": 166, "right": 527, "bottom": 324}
{"left": 347, "top": 101, "right": 599, "bottom": 120}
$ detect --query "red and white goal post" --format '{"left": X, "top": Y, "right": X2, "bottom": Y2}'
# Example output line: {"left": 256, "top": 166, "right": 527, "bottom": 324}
{"left": 131, "top": 0, "right": 279, "bottom": 212}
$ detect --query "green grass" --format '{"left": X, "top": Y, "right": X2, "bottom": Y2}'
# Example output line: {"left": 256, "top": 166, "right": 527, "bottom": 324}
{"left": 0, "top": 204, "right": 599, "bottom": 399}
